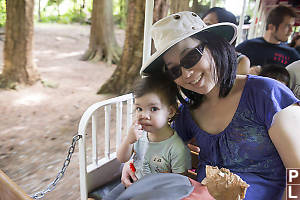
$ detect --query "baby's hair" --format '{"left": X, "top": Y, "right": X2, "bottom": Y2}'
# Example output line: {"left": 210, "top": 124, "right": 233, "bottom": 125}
{"left": 132, "top": 74, "right": 178, "bottom": 120}
{"left": 259, "top": 64, "right": 290, "bottom": 86}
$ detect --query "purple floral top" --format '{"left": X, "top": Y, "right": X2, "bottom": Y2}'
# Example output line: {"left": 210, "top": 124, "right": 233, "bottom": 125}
{"left": 174, "top": 75, "right": 299, "bottom": 200}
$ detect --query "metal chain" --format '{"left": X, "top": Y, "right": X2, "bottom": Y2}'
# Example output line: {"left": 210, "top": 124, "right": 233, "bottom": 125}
{"left": 30, "top": 134, "right": 82, "bottom": 199}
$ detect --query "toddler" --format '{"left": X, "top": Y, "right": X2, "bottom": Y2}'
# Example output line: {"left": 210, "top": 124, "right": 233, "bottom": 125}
{"left": 117, "top": 75, "right": 191, "bottom": 178}
{"left": 103, "top": 75, "right": 191, "bottom": 200}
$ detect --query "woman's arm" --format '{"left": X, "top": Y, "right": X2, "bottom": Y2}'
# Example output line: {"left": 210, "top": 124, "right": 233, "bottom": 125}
{"left": 269, "top": 104, "right": 300, "bottom": 168}
{"left": 236, "top": 55, "right": 250, "bottom": 75}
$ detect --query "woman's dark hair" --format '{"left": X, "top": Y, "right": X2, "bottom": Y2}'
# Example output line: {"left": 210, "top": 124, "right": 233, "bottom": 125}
{"left": 259, "top": 64, "right": 290, "bottom": 86}
{"left": 202, "top": 7, "right": 237, "bottom": 25}
{"left": 177, "top": 31, "right": 237, "bottom": 109}
{"left": 132, "top": 74, "right": 178, "bottom": 120}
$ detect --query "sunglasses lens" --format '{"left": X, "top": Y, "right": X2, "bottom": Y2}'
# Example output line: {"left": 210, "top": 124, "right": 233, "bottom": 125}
{"left": 165, "top": 44, "right": 204, "bottom": 80}
{"left": 181, "top": 46, "right": 203, "bottom": 69}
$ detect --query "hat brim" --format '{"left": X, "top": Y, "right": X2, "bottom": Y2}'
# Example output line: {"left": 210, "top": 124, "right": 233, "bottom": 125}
{"left": 140, "top": 22, "right": 237, "bottom": 76}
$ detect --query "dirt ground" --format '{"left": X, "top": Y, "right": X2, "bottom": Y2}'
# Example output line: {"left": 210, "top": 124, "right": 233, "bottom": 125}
{"left": 0, "top": 23, "right": 125, "bottom": 200}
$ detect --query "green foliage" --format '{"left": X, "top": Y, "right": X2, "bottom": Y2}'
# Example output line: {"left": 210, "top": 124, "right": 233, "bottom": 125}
{"left": 68, "top": 10, "right": 87, "bottom": 23}
{"left": 35, "top": 0, "right": 91, "bottom": 24}
{"left": 113, "top": 0, "right": 127, "bottom": 29}
{"left": 0, "top": 0, "right": 6, "bottom": 27}
{"left": 47, "top": 0, "right": 63, "bottom": 6}
{"left": 35, "top": 0, "right": 126, "bottom": 27}
{"left": 41, "top": 79, "right": 59, "bottom": 88}
{"left": 38, "top": 8, "right": 87, "bottom": 24}
{"left": 246, "top": 0, "right": 258, "bottom": 20}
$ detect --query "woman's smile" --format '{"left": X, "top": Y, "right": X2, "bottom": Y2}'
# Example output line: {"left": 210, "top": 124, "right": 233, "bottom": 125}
{"left": 189, "top": 73, "right": 203, "bottom": 85}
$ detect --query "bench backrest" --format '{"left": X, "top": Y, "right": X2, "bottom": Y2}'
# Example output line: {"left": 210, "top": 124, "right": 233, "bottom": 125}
{"left": 78, "top": 93, "right": 134, "bottom": 200}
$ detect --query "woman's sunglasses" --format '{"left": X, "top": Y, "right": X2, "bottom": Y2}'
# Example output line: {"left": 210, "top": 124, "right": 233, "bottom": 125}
{"left": 165, "top": 43, "right": 205, "bottom": 80}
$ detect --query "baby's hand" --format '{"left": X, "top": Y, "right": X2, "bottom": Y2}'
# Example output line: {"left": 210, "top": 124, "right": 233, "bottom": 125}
{"left": 126, "top": 122, "right": 143, "bottom": 144}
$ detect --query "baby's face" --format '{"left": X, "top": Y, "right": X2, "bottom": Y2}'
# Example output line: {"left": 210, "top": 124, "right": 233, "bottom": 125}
{"left": 134, "top": 93, "right": 170, "bottom": 133}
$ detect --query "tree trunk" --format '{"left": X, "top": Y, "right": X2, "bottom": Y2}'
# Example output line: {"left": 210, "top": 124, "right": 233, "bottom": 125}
{"left": 193, "top": 0, "right": 210, "bottom": 17}
{"left": 151, "top": 0, "right": 169, "bottom": 54}
{"left": 0, "top": 0, "right": 39, "bottom": 88}
{"left": 169, "top": 0, "right": 190, "bottom": 14}
{"left": 191, "top": 0, "right": 201, "bottom": 14}
{"left": 80, "top": 0, "right": 85, "bottom": 15}
{"left": 73, "top": 0, "right": 77, "bottom": 13}
{"left": 98, "top": 0, "right": 145, "bottom": 94}
{"left": 81, "top": 0, "right": 121, "bottom": 64}
{"left": 153, "top": 0, "right": 169, "bottom": 23}
{"left": 57, "top": 0, "right": 60, "bottom": 17}
{"left": 38, "top": 0, "right": 41, "bottom": 22}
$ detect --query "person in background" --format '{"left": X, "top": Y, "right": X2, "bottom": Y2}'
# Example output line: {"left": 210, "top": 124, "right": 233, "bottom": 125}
{"left": 289, "top": 34, "right": 300, "bottom": 54}
{"left": 259, "top": 64, "right": 290, "bottom": 86}
{"left": 103, "top": 75, "right": 191, "bottom": 200}
{"left": 202, "top": 7, "right": 250, "bottom": 75}
{"left": 248, "top": 62, "right": 299, "bottom": 101}
{"left": 236, "top": 5, "right": 300, "bottom": 69}
{"left": 121, "top": 11, "right": 300, "bottom": 200}
{"left": 286, "top": 60, "right": 300, "bottom": 99}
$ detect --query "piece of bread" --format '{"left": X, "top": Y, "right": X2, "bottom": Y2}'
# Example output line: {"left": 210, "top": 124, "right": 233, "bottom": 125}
{"left": 201, "top": 165, "right": 250, "bottom": 200}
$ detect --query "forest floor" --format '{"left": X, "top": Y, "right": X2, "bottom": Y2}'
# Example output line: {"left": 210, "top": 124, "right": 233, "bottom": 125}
{"left": 0, "top": 23, "right": 125, "bottom": 200}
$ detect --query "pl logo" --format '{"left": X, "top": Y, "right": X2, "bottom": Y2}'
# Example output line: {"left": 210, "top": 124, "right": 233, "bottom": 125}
{"left": 287, "top": 169, "right": 300, "bottom": 200}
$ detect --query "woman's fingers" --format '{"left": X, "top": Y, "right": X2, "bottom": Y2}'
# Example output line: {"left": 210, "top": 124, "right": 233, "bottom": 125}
{"left": 188, "top": 143, "right": 200, "bottom": 153}
{"left": 121, "top": 161, "right": 138, "bottom": 187}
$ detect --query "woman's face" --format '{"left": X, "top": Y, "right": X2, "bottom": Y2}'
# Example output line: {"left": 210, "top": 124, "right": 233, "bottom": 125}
{"left": 203, "top": 12, "right": 219, "bottom": 25}
{"left": 162, "top": 37, "right": 217, "bottom": 95}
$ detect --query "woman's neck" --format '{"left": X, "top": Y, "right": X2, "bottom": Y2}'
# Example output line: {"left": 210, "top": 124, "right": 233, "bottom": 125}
{"left": 203, "top": 85, "right": 221, "bottom": 105}
{"left": 147, "top": 125, "right": 174, "bottom": 142}
{"left": 202, "top": 76, "right": 241, "bottom": 106}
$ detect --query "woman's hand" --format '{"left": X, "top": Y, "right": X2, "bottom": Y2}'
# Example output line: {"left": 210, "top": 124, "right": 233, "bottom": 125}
{"left": 121, "top": 161, "right": 138, "bottom": 187}
{"left": 188, "top": 137, "right": 200, "bottom": 153}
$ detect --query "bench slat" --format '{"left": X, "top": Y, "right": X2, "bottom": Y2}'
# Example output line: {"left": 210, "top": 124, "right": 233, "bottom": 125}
{"left": 104, "top": 105, "right": 112, "bottom": 160}
{"left": 92, "top": 113, "right": 98, "bottom": 166}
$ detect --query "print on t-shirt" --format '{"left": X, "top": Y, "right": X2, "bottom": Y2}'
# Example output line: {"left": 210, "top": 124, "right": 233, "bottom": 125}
{"left": 273, "top": 53, "right": 290, "bottom": 65}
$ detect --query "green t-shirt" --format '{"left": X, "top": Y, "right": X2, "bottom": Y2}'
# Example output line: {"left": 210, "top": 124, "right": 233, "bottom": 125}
{"left": 133, "top": 131, "right": 191, "bottom": 179}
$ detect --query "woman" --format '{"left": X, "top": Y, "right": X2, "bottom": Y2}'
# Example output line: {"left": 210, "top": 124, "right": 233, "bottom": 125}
{"left": 202, "top": 7, "right": 250, "bottom": 75}
{"left": 202, "top": 7, "right": 237, "bottom": 26}
{"left": 290, "top": 34, "right": 300, "bottom": 54}
{"left": 122, "top": 11, "right": 300, "bottom": 199}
